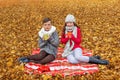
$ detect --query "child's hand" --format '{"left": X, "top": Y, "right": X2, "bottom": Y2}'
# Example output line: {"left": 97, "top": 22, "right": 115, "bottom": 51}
{"left": 43, "top": 34, "right": 50, "bottom": 40}
{"left": 66, "top": 31, "right": 72, "bottom": 38}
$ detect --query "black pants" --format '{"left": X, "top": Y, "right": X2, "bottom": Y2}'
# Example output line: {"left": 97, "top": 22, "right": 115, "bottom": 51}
{"left": 27, "top": 50, "right": 55, "bottom": 65}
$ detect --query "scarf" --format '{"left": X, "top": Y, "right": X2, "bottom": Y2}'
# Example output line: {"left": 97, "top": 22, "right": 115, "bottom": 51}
{"left": 38, "top": 26, "right": 56, "bottom": 38}
{"left": 62, "top": 26, "right": 77, "bottom": 57}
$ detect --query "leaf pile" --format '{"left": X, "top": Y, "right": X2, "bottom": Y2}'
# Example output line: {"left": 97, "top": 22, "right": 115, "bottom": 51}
{"left": 0, "top": 0, "right": 120, "bottom": 80}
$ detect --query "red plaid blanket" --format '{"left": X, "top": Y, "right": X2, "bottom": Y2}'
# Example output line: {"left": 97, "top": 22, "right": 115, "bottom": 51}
{"left": 24, "top": 47, "right": 99, "bottom": 76}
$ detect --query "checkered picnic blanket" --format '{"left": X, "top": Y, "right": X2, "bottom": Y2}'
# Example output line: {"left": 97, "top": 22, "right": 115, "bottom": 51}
{"left": 24, "top": 47, "right": 99, "bottom": 76}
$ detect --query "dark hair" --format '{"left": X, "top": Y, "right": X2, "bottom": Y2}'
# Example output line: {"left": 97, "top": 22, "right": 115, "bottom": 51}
{"left": 42, "top": 18, "right": 51, "bottom": 24}
{"left": 62, "top": 22, "right": 79, "bottom": 35}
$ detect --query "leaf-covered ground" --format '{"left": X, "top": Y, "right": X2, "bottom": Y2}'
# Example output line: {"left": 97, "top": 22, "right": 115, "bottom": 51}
{"left": 0, "top": 0, "right": 120, "bottom": 80}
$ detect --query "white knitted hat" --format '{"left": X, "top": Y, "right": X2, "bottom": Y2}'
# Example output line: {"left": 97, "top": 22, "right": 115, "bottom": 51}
{"left": 65, "top": 14, "right": 75, "bottom": 22}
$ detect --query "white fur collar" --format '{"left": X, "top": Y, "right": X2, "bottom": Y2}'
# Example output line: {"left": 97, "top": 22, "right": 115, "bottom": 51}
{"left": 38, "top": 26, "right": 56, "bottom": 38}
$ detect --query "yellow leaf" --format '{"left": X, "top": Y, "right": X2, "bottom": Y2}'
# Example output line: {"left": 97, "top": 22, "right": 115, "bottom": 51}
{"left": 7, "top": 61, "right": 13, "bottom": 67}
{"left": 42, "top": 74, "right": 52, "bottom": 80}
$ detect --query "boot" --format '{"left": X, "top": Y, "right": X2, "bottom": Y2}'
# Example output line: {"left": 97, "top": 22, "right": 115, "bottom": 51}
{"left": 18, "top": 57, "right": 30, "bottom": 63}
{"left": 93, "top": 55, "right": 101, "bottom": 59}
{"left": 89, "top": 57, "right": 109, "bottom": 65}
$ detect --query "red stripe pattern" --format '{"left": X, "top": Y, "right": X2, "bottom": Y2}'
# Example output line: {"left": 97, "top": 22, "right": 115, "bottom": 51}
{"left": 24, "top": 47, "right": 99, "bottom": 76}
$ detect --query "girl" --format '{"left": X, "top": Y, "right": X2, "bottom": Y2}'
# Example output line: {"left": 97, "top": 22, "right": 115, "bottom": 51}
{"left": 19, "top": 18, "right": 59, "bottom": 65}
{"left": 61, "top": 14, "right": 109, "bottom": 65}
